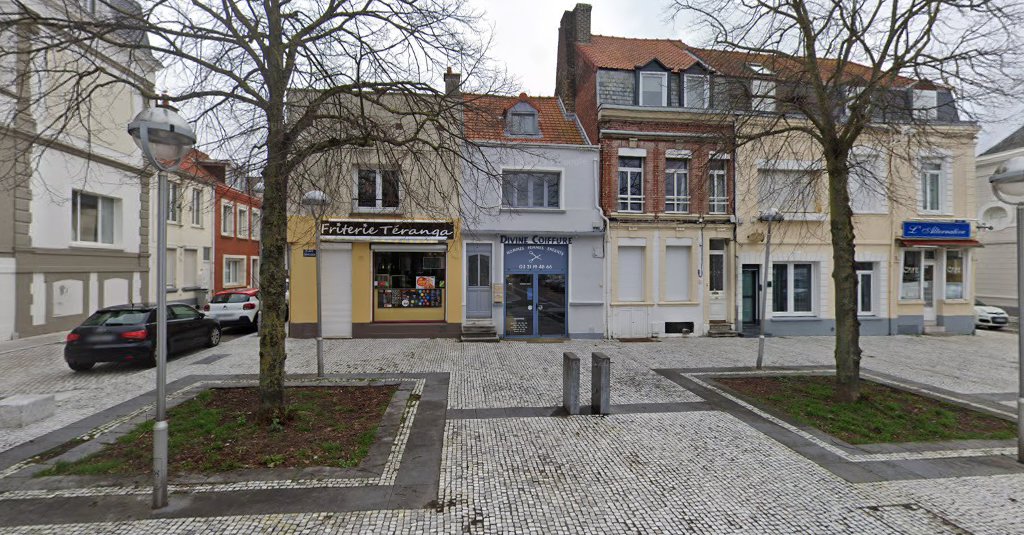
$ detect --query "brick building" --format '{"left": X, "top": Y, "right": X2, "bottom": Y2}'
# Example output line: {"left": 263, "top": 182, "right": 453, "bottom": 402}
{"left": 211, "top": 166, "right": 262, "bottom": 294}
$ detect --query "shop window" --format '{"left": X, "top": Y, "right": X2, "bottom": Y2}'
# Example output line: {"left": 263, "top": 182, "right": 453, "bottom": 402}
{"left": 617, "top": 157, "right": 644, "bottom": 212}
{"left": 357, "top": 169, "right": 400, "bottom": 210}
{"left": 374, "top": 251, "right": 445, "bottom": 308}
{"left": 772, "top": 263, "right": 814, "bottom": 315}
{"left": 639, "top": 71, "right": 667, "bottom": 107}
{"left": 900, "top": 250, "right": 922, "bottom": 300}
{"left": 708, "top": 161, "right": 728, "bottom": 214}
{"left": 502, "top": 171, "right": 560, "bottom": 209}
{"left": 664, "top": 245, "right": 691, "bottom": 301}
{"left": 617, "top": 246, "right": 644, "bottom": 302}
{"left": 946, "top": 250, "right": 964, "bottom": 299}
{"left": 665, "top": 160, "right": 690, "bottom": 213}
{"left": 71, "top": 190, "right": 117, "bottom": 244}
{"left": 855, "top": 261, "right": 874, "bottom": 315}
{"left": 759, "top": 168, "right": 818, "bottom": 214}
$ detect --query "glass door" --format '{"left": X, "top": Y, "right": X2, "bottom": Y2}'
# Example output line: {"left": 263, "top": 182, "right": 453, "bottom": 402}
{"left": 741, "top": 266, "right": 759, "bottom": 325}
{"left": 504, "top": 274, "right": 534, "bottom": 336}
{"left": 923, "top": 261, "right": 936, "bottom": 322}
{"left": 537, "top": 274, "right": 566, "bottom": 337}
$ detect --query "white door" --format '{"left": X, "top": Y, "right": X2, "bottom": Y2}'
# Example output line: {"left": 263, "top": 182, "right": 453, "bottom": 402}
{"left": 923, "top": 258, "right": 936, "bottom": 322}
{"left": 466, "top": 244, "right": 492, "bottom": 319}
{"left": 322, "top": 244, "right": 353, "bottom": 338}
{"left": 708, "top": 245, "right": 727, "bottom": 321}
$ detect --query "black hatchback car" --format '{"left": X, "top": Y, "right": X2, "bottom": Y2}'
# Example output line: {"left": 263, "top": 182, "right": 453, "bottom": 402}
{"left": 64, "top": 304, "right": 222, "bottom": 371}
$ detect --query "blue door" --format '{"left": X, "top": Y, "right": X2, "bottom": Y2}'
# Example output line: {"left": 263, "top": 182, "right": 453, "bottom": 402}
{"left": 503, "top": 245, "right": 568, "bottom": 338}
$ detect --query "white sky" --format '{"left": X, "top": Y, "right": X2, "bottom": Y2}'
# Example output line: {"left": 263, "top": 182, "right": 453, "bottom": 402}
{"left": 468, "top": 0, "right": 1023, "bottom": 154}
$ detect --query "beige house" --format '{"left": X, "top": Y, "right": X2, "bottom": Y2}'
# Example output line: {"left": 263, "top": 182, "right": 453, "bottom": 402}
{"left": 975, "top": 126, "right": 1024, "bottom": 313}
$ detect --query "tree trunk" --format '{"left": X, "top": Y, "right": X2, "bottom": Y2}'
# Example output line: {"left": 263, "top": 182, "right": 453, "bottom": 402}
{"left": 257, "top": 139, "right": 289, "bottom": 422}
{"left": 826, "top": 151, "right": 861, "bottom": 402}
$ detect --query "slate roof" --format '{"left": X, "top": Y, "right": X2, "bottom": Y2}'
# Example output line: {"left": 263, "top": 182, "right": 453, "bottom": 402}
{"left": 981, "top": 123, "right": 1024, "bottom": 156}
{"left": 463, "top": 93, "right": 587, "bottom": 145}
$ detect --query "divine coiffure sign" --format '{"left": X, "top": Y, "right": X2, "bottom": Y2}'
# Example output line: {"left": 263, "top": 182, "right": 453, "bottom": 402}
{"left": 320, "top": 220, "right": 454, "bottom": 241}
{"left": 901, "top": 221, "right": 971, "bottom": 240}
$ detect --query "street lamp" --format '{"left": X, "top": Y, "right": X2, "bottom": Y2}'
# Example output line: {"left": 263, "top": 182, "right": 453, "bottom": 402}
{"left": 127, "top": 101, "right": 196, "bottom": 509}
{"left": 301, "top": 189, "right": 329, "bottom": 378}
{"left": 756, "top": 209, "right": 784, "bottom": 369}
{"left": 253, "top": 182, "right": 264, "bottom": 328}
{"left": 989, "top": 156, "right": 1024, "bottom": 464}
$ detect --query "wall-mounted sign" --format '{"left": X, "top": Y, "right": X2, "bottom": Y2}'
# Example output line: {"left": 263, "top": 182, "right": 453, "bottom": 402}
{"left": 503, "top": 245, "right": 568, "bottom": 274}
{"left": 321, "top": 220, "right": 454, "bottom": 242}
{"left": 902, "top": 221, "right": 971, "bottom": 240}
{"left": 500, "top": 235, "right": 573, "bottom": 245}
{"left": 303, "top": 249, "right": 317, "bottom": 257}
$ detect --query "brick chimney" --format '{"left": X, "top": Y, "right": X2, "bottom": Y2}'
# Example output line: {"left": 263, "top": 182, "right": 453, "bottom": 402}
{"left": 556, "top": 4, "right": 592, "bottom": 112}
{"left": 444, "top": 67, "right": 461, "bottom": 96}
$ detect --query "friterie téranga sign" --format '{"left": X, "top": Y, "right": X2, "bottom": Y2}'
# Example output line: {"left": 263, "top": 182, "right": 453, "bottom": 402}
{"left": 320, "top": 220, "right": 454, "bottom": 241}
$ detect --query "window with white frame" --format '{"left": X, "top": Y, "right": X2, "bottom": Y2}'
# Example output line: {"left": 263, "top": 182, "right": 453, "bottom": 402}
{"left": 502, "top": 171, "right": 560, "bottom": 209}
{"left": 772, "top": 263, "right": 814, "bottom": 315}
{"left": 357, "top": 169, "right": 400, "bottom": 210}
{"left": 920, "top": 159, "right": 942, "bottom": 212}
{"left": 664, "top": 245, "right": 691, "bottom": 301}
{"left": 683, "top": 74, "right": 709, "bottom": 108}
{"left": 855, "top": 262, "right": 875, "bottom": 315}
{"left": 759, "top": 168, "right": 819, "bottom": 214}
{"left": 183, "top": 248, "right": 198, "bottom": 288}
{"left": 237, "top": 206, "right": 249, "bottom": 239}
{"left": 617, "top": 157, "right": 644, "bottom": 212}
{"left": 617, "top": 245, "right": 645, "bottom": 302}
{"left": 221, "top": 201, "right": 234, "bottom": 236}
{"left": 913, "top": 89, "right": 938, "bottom": 120}
{"left": 224, "top": 256, "right": 245, "bottom": 287}
{"left": 251, "top": 209, "right": 261, "bottom": 240}
{"left": 848, "top": 154, "right": 887, "bottom": 214}
{"left": 665, "top": 159, "right": 690, "bottom": 213}
{"left": 166, "top": 248, "right": 177, "bottom": 289}
{"left": 945, "top": 249, "right": 964, "bottom": 299}
{"left": 251, "top": 257, "right": 260, "bottom": 288}
{"left": 190, "top": 188, "right": 203, "bottom": 226}
{"left": 708, "top": 160, "right": 728, "bottom": 214}
{"left": 167, "top": 182, "right": 180, "bottom": 223}
{"left": 639, "top": 71, "right": 668, "bottom": 107}
{"left": 900, "top": 250, "right": 922, "bottom": 300}
{"left": 71, "top": 190, "right": 117, "bottom": 244}
{"left": 752, "top": 78, "right": 776, "bottom": 112}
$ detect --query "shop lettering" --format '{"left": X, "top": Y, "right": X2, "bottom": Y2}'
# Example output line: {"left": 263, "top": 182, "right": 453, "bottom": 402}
{"left": 902, "top": 221, "right": 970, "bottom": 239}
{"left": 320, "top": 220, "right": 454, "bottom": 241}
{"left": 500, "top": 235, "right": 573, "bottom": 245}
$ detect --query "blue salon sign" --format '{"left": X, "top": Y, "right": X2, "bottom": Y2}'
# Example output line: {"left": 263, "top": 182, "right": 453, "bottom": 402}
{"left": 902, "top": 221, "right": 971, "bottom": 240}
{"left": 504, "top": 245, "right": 568, "bottom": 274}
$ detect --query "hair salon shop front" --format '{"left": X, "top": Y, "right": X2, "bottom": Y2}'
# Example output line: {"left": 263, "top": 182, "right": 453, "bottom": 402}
{"left": 288, "top": 218, "right": 463, "bottom": 338}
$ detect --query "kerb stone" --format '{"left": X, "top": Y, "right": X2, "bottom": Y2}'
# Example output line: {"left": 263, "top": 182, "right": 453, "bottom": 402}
{"left": 0, "top": 394, "right": 55, "bottom": 427}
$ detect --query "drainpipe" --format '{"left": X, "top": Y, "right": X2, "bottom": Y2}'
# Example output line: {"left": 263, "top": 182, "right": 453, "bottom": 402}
{"left": 594, "top": 155, "right": 611, "bottom": 339}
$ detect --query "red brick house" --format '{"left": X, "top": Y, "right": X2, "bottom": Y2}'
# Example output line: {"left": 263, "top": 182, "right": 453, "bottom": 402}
{"left": 212, "top": 169, "right": 262, "bottom": 294}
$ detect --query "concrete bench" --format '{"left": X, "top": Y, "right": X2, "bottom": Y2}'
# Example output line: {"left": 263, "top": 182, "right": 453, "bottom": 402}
{"left": 0, "top": 394, "right": 55, "bottom": 427}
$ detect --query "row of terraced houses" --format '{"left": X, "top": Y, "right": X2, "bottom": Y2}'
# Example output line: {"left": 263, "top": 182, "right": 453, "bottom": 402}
{"left": 284, "top": 4, "right": 981, "bottom": 341}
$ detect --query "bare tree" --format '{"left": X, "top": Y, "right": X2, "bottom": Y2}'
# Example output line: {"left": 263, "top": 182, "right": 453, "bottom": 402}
{"left": 1, "top": 0, "right": 511, "bottom": 419}
{"left": 669, "top": 0, "right": 1024, "bottom": 401}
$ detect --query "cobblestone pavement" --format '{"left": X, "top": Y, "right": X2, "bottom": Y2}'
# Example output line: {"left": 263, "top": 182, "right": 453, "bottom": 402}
{"left": 1, "top": 330, "right": 1022, "bottom": 533}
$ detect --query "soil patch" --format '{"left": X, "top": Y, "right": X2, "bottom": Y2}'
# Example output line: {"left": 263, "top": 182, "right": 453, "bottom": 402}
{"left": 714, "top": 375, "right": 1015, "bottom": 444}
{"left": 39, "top": 385, "right": 397, "bottom": 476}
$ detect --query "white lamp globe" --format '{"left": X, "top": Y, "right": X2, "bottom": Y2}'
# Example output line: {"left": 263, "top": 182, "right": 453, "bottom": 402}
{"left": 991, "top": 157, "right": 1024, "bottom": 202}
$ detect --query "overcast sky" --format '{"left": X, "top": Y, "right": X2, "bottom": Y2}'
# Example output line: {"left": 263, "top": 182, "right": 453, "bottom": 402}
{"left": 468, "top": 0, "right": 1023, "bottom": 154}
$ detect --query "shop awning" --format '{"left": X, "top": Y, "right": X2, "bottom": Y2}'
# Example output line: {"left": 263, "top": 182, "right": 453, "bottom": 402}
{"left": 898, "top": 239, "right": 982, "bottom": 248}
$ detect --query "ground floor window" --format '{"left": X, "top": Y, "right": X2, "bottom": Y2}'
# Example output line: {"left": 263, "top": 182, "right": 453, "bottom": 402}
{"left": 946, "top": 249, "right": 964, "bottom": 299}
{"left": 224, "top": 257, "right": 245, "bottom": 287}
{"left": 373, "top": 251, "right": 446, "bottom": 308}
{"left": 855, "top": 261, "right": 874, "bottom": 316}
{"left": 772, "top": 262, "right": 814, "bottom": 315}
{"left": 900, "top": 250, "right": 922, "bottom": 300}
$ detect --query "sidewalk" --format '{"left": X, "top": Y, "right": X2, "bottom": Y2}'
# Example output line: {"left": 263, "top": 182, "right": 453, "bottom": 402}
{"left": 0, "top": 332, "right": 66, "bottom": 356}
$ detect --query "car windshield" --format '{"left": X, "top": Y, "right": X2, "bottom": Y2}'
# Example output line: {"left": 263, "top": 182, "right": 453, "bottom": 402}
{"left": 211, "top": 293, "right": 251, "bottom": 304}
{"left": 82, "top": 310, "right": 150, "bottom": 326}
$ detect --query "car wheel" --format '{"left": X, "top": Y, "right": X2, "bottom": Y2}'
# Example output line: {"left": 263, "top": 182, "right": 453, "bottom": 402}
{"left": 207, "top": 326, "right": 222, "bottom": 347}
{"left": 67, "top": 361, "right": 94, "bottom": 372}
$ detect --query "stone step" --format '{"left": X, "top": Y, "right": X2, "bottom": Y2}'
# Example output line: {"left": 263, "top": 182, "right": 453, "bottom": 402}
{"left": 460, "top": 334, "right": 500, "bottom": 343}
{"left": 707, "top": 331, "right": 740, "bottom": 338}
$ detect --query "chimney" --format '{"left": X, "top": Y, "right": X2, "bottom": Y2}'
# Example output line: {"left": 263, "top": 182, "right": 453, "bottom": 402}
{"left": 444, "top": 67, "right": 461, "bottom": 96}
{"left": 573, "top": 3, "right": 591, "bottom": 44}
{"left": 556, "top": 4, "right": 591, "bottom": 112}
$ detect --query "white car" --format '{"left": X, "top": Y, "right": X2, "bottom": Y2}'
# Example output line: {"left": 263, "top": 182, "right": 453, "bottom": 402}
{"left": 975, "top": 305, "right": 1009, "bottom": 329}
{"left": 204, "top": 289, "right": 261, "bottom": 330}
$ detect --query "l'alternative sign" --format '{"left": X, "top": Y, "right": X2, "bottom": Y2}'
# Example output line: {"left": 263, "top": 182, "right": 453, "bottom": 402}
{"left": 320, "top": 220, "right": 454, "bottom": 242}
{"left": 902, "top": 221, "right": 971, "bottom": 240}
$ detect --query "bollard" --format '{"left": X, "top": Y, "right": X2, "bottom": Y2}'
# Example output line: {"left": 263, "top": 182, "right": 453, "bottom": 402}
{"left": 591, "top": 352, "right": 610, "bottom": 415}
{"left": 562, "top": 352, "right": 581, "bottom": 415}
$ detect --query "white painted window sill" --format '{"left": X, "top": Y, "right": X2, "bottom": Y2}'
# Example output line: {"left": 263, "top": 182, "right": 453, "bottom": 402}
{"left": 768, "top": 316, "right": 821, "bottom": 321}
{"left": 499, "top": 208, "right": 566, "bottom": 213}
{"left": 70, "top": 241, "right": 122, "bottom": 250}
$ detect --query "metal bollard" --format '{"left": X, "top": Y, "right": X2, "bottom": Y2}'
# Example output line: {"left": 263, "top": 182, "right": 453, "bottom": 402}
{"left": 562, "top": 352, "right": 580, "bottom": 415}
{"left": 591, "top": 352, "right": 610, "bottom": 415}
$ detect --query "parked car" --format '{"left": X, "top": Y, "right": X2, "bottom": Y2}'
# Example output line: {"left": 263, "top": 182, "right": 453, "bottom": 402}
{"left": 64, "top": 304, "right": 221, "bottom": 371}
{"left": 975, "top": 305, "right": 1010, "bottom": 329}
{"left": 204, "top": 289, "right": 261, "bottom": 330}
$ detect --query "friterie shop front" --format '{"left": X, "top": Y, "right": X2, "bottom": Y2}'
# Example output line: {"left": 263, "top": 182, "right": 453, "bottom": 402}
{"left": 289, "top": 218, "right": 462, "bottom": 338}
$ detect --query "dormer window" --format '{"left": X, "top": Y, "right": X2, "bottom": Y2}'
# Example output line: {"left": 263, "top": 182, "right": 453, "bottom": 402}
{"left": 912, "top": 89, "right": 938, "bottom": 120}
{"left": 748, "top": 63, "right": 772, "bottom": 75}
{"left": 506, "top": 100, "right": 540, "bottom": 136}
{"left": 683, "top": 74, "right": 709, "bottom": 108}
{"left": 639, "top": 71, "right": 668, "bottom": 107}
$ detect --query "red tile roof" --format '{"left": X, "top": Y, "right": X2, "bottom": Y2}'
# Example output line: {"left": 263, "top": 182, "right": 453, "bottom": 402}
{"left": 463, "top": 93, "right": 587, "bottom": 145}
{"left": 577, "top": 35, "right": 698, "bottom": 72}
{"left": 176, "top": 149, "right": 220, "bottom": 183}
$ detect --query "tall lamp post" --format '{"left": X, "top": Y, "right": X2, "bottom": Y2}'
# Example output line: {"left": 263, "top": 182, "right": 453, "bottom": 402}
{"left": 128, "top": 102, "right": 196, "bottom": 509}
{"left": 301, "top": 190, "right": 329, "bottom": 377}
{"left": 253, "top": 182, "right": 265, "bottom": 329}
{"left": 756, "top": 209, "right": 784, "bottom": 369}
{"left": 989, "top": 156, "right": 1024, "bottom": 463}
